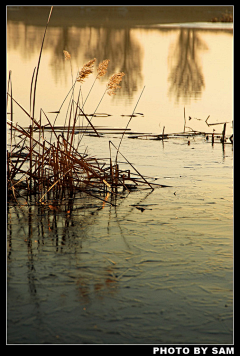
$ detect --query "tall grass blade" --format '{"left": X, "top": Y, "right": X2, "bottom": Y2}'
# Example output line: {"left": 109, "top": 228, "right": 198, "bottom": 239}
{"left": 116, "top": 86, "right": 145, "bottom": 163}
{"left": 31, "top": 6, "right": 53, "bottom": 120}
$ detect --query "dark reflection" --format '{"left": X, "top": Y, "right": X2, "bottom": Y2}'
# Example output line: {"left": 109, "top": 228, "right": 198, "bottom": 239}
{"left": 7, "top": 195, "right": 97, "bottom": 292}
{"left": 7, "top": 193, "right": 122, "bottom": 304}
{"left": 7, "top": 18, "right": 143, "bottom": 99}
{"left": 7, "top": 188, "right": 152, "bottom": 305}
{"left": 168, "top": 29, "right": 208, "bottom": 103}
{"left": 84, "top": 27, "right": 143, "bottom": 99}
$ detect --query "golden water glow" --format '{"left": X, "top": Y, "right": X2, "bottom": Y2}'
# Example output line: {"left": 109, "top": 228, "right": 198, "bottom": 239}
{"left": 7, "top": 19, "right": 233, "bottom": 136}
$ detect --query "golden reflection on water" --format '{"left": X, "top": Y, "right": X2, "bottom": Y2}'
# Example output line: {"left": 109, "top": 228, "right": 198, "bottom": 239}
{"left": 7, "top": 13, "right": 233, "bottom": 135}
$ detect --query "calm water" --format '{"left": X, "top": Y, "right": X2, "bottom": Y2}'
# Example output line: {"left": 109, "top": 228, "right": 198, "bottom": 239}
{"left": 7, "top": 7, "right": 233, "bottom": 344}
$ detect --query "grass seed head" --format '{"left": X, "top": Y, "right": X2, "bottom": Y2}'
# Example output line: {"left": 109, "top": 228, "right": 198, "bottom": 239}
{"left": 107, "top": 72, "right": 125, "bottom": 96}
{"left": 63, "top": 50, "right": 71, "bottom": 60}
{"left": 97, "top": 59, "right": 110, "bottom": 79}
{"left": 77, "top": 58, "right": 96, "bottom": 83}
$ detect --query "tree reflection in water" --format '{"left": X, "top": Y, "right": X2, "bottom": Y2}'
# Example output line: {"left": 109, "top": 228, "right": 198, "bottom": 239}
{"left": 84, "top": 27, "right": 143, "bottom": 100}
{"left": 7, "top": 19, "right": 144, "bottom": 101}
{"left": 168, "top": 29, "right": 208, "bottom": 103}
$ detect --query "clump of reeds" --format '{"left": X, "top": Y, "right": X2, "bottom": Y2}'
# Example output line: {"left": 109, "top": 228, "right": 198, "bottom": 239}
{"left": 7, "top": 106, "right": 159, "bottom": 205}
{"left": 7, "top": 63, "right": 154, "bottom": 205}
{"left": 7, "top": 6, "right": 162, "bottom": 207}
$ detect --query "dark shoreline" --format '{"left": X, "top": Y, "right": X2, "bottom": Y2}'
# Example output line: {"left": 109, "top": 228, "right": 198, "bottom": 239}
{"left": 7, "top": 6, "right": 233, "bottom": 28}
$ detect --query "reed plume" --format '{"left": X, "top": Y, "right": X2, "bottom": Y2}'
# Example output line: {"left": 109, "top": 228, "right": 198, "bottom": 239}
{"left": 63, "top": 50, "right": 71, "bottom": 60}
{"left": 96, "top": 59, "right": 110, "bottom": 79}
{"left": 82, "top": 59, "right": 110, "bottom": 108}
{"left": 107, "top": 72, "right": 125, "bottom": 96}
{"left": 77, "top": 58, "right": 96, "bottom": 83}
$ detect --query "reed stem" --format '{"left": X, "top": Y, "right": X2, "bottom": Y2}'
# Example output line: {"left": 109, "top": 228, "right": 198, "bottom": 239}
{"left": 115, "top": 86, "right": 145, "bottom": 164}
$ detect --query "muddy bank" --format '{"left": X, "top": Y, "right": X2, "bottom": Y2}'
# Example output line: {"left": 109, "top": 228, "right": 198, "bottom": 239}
{"left": 7, "top": 6, "right": 233, "bottom": 28}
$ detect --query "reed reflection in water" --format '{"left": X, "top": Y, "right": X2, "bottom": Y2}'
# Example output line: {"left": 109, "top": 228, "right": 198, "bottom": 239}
{"left": 7, "top": 194, "right": 111, "bottom": 300}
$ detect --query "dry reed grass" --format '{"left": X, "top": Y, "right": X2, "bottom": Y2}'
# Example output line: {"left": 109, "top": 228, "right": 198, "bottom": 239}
{"left": 107, "top": 72, "right": 125, "bottom": 96}
{"left": 7, "top": 86, "right": 159, "bottom": 205}
{"left": 97, "top": 59, "right": 110, "bottom": 79}
{"left": 77, "top": 58, "right": 96, "bottom": 83}
{"left": 7, "top": 7, "right": 163, "bottom": 207}
{"left": 63, "top": 50, "right": 71, "bottom": 60}
{"left": 7, "top": 72, "right": 157, "bottom": 205}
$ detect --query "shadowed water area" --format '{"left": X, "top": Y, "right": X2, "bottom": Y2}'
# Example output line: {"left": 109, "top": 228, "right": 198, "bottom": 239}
{"left": 7, "top": 6, "right": 233, "bottom": 344}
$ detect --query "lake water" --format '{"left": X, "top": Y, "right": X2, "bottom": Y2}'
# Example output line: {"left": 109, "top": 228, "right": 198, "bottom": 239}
{"left": 7, "top": 6, "right": 233, "bottom": 344}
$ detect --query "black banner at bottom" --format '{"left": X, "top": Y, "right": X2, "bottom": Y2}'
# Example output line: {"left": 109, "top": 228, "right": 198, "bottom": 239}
{"left": 8, "top": 344, "right": 234, "bottom": 353}
{"left": 152, "top": 346, "right": 234, "bottom": 355}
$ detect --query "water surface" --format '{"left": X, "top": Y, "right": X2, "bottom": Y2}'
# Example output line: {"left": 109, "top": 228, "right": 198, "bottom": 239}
{"left": 7, "top": 6, "right": 233, "bottom": 344}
